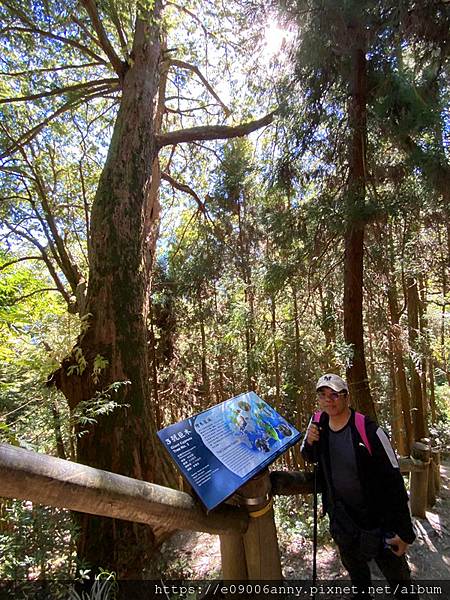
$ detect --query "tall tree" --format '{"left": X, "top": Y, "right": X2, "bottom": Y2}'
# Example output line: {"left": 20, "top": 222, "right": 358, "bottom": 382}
{"left": 276, "top": 0, "right": 377, "bottom": 417}
{"left": 343, "top": 4, "right": 375, "bottom": 417}
{"left": 0, "top": 0, "right": 274, "bottom": 575}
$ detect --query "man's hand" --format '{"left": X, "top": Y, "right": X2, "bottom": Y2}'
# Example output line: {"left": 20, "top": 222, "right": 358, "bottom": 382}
{"left": 306, "top": 423, "right": 320, "bottom": 445}
{"left": 385, "top": 534, "right": 409, "bottom": 557}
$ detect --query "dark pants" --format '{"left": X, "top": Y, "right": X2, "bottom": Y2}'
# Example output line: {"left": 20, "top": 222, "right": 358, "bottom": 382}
{"left": 338, "top": 544, "right": 418, "bottom": 599}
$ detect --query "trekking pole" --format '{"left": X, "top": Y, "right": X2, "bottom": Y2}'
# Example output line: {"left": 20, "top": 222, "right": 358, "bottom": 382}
{"left": 312, "top": 461, "right": 318, "bottom": 587}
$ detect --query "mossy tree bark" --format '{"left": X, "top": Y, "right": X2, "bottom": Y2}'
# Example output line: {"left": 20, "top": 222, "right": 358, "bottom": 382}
{"left": 54, "top": 5, "right": 174, "bottom": 577}
{"left": 47, "top": 8, "right": 274, "bottom": 576}
{"left": 0, "top": 0, "right": 277, "bottom": 576}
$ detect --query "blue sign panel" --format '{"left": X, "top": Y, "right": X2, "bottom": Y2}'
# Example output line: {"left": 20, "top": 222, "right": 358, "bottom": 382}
{"left": 157, "top": 392, "right": 302, "bottom": 511}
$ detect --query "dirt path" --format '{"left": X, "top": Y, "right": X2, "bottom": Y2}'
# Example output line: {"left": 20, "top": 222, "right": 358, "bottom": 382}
{"left": 159, "top": 459, "right": 450, "bottom": 581}
{"left": 407, "top": 458, "right": 450, "bottom": 580}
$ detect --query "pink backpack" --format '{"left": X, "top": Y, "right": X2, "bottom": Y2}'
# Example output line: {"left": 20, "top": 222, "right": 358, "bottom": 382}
{"left": 313, "top": 410, "right": 372, "bottom": 455}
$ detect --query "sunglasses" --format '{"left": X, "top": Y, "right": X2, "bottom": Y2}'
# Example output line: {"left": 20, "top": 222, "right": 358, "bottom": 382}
{"left": 317, "top": 391, "right": 347, "bottom": 401}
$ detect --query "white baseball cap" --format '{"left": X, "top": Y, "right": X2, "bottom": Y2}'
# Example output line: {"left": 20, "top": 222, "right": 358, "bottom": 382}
{"left": 316, "top": 373, "right": 348, "bottom": 393}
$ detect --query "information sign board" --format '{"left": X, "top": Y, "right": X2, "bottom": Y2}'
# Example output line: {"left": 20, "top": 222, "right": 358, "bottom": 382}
{"left": 157, "top": 391, "right": 302, "bottom": 511}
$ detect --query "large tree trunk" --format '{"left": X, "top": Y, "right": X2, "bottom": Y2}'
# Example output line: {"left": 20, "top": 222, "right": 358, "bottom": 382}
{"left": 387, "top": 331, "right": 407, "bottom": 456}
{"left": 318, "top": 283, "right": 338, "bottom": 370}
{"left": 149, "top": 300, "right": 162, "bottom": 430}
{"left": 406, "top": 276, "right": 428, "bottom": 440}
{"left": 343, "top": 17, "right": 376, "bottom": 420}
{"left": 197, "top": 290, "right": 210, "bottom": 403}
{"left": 213, "top": 285, "right": 225, "bottom": 403}
{"left": 51, "top": 399, "right": 67, "bottom": 460}
{"left": 237, "top": 199, "right": 256, "bottom": 391}
{"left": 439, "top": 222, "right": 450, "bottom": 384}
{"left": 270, "top": 295, "right": 281, "bottom": 409}
{"left": 53, "top": 6, "right": 175, "bottom": 577}
{"left": 419, "top": 276, "right": 430, "bottom": 423}
{"left": 429, "top": 357, "right": 437, "bottom": 425}
{"left": 385, "top": 231, "right": 414, "bottom": 453}
{"left": 344, "top": 227, "right": 375, "bottom": 419}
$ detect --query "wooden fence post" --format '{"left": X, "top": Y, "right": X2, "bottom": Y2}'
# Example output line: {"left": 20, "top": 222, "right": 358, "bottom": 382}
{"left": 235, "top": 469, "right": 282, "bottom": 580}
{"left": 410, "top": 441, "right": 430, "bottom": 518}
{"left": 219, "top": 534, "right": 248, "bottom": 579}
{"left": 431, "top": 447, "right": 441, "bottom": 499}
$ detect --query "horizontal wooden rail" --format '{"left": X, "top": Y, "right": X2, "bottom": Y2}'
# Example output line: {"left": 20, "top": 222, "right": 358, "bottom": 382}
{"left": 271, "top": 457, "right": 429, "bottom": 497}
{"left": 0, "top": 444, "right": 432, "bottom": 530}
{"left": 0, "top": 444, "right": 248, "bottom": 536}
{"left": 399, "top": 457, "right": 429, "bottom": 473}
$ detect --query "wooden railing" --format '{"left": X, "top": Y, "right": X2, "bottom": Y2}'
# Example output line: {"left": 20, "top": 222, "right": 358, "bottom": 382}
{"left": 0, "top": 443, "right": 275, "bottom": 579}
{"left": 0, "top": 439, "right": 442, "bottom": 580}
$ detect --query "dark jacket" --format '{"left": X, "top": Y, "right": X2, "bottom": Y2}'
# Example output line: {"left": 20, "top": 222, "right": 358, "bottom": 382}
{"left": 301, "top": 409, "right": 416, "bottom": 545}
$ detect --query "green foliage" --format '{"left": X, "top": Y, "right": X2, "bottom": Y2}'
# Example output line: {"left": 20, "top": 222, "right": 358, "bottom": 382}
{"left": 213, "top": 139, "right": 255, "bottom": 208}
{"left": 73, "top": 381, "right": 131, "bottom": 431}
{"left": 92, "top": 355, "right": 109, "bottom": 384}
{"left": 274, "top": 495, "right": 330, "bottom": 546}
{"left": 370, "top": 68, "right": 439, "bottom": 137}
{"left": 68, "top": 572, "right": 117, "bottom": 600}
{"left": 0, "top": 422, "right": 20, "bottom": 446}
{"left": 0, "top": 0, "right": 449, "bottom": 580}
{"left": 0, "top": 500, "right": 77, "bottom": 580}
{"left": 0, "top": 261, "right": 79, "bottom": 578}
{"left": 67, "top": 347, "right": 88, "bottom": 376}
{"left": 0, "top": 261, "right": 75, "bottom": 447}
{"left": 434, "top": 384, "right": 450, "bottom": 424}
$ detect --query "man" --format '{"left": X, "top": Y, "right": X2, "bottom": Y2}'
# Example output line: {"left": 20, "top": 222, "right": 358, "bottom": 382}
{"left": 301, "top": 373, "right": 416, "bottom": 598}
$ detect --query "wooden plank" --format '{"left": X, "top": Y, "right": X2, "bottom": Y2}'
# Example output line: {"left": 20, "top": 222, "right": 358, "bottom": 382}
{"left": 0, "top": 444, "right": 248, "bottom": 535}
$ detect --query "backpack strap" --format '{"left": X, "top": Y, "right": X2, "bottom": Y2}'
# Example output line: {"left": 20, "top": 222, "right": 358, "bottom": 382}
{"left": 313, "top": 410, "right": 323, "bottom": 423}
{"left": 355, "top": 411, "right": 372, "bottom": 455}
{"left": 313, "top": 409, "right": 372, "bottom": 455}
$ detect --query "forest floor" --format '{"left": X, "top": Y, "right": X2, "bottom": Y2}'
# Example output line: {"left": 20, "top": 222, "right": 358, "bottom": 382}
{"left": 159, "top": 459, "right": 450, "bottom": 582}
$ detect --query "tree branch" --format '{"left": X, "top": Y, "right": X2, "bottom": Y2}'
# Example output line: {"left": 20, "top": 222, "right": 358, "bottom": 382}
{"left": 1, "top": 0, "right": 35, "bottom": 28}
{"left": 0, "top": 78, "right": 119, "bottom": 105}
{"left": 70, "top": 14, "right": 104, "bottom": 48}
{"left": 160, "top": 172, "right": 233, "bottom": 246}
{"left": 79, "top": 160, "right": 91, "bottom": 262}
{"left": 191, "top": 141, "right": 223, "bottom": 162}
{"left": 169, "top": 208, "right": 201, "bottom": 262}
{"left": 0, "top": 86, "right": 115, "bottom": 159}
{"left": 156, "top": 111, "right": 276, "bottom": 148}
{"left": 165, "top": 103, "right": 219, "bottom": 117}
{"left": 2, "top": 223, "right": 71, "bottom": 306}
{"left": 3, "top": 27, "right": 108, "bottom": 65}
{"left": 165, "top": 2, "right": 209, "bottom": 38}
{"left": 168, "top": 59, "right": 231, "bottom": 117}
{"left": 16, "top": 149, "right": 85, "bottom": 294}
{"left": 0, "top": 62, "right": 103, "bottom": 77}
{"left": 4, "top": 288, "right": 60, "bottom": 306}
{"left": 107, "top": 2, "right": 129, "bottom": 57}
{"left": 0, "top": 256, "right": 44, "bottom": 271}
{"left": 161, "top": 172, "right": 206, "bottom": 214}
{"left": 79, "top": 0, "right": 126, "bottom": 77}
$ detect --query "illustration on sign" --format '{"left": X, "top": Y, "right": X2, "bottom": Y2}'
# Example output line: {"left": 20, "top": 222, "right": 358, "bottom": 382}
{"left": 157, "top": 391, "right": 302, "bottom": 511}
